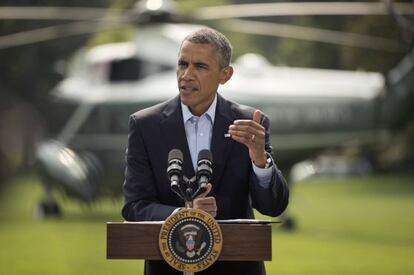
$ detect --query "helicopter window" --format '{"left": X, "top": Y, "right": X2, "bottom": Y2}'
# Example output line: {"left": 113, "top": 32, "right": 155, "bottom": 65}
{"left": 75, "top": 104, "right": 139, "bottom": 134}
{"left": 77, "top": 107, "right": 110, "bottom": 134}
{"left": 47, "top": 100, "right": 78, "bottom": 135}
{"left": 109, "top": 58, "right": 142, "bottom": 82}
{"left": 155, "top": 63, "right": 174, "bottom": 73}
{"left": 109, "top": 105, "right": 138, "bottom": 134}
{"left": 108, "top": 57, "right": 174, "bottom": 82}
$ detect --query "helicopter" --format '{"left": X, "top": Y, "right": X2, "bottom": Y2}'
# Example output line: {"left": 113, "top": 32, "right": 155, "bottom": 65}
{"left": 2, "top": 0, "right": 413, "bottom": 216}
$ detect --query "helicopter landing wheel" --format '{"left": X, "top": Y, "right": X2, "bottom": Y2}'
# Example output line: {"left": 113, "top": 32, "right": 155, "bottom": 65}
{"left": 34, "top": 200, "right": 61, "bottom": 219}
{"left": 280, "top": 215, "right": 296, "bottom": 231}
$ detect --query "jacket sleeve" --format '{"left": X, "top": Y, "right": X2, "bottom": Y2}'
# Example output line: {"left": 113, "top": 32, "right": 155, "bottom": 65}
{"left": 121, "top": 115, "right": 177, "bottom": 221}
{"left": 249, "top": 114, "right": 289, "bottom": 217}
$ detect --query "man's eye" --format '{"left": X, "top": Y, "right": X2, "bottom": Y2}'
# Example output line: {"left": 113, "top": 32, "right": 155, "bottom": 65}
{"left": 178, "top": 61, "right": 187, "bottom": 67}
{"left": 197, "top": 64, "right": 208, "bottom": 69}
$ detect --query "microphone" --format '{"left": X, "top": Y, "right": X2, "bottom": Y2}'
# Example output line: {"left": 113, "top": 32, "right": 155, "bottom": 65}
{"left": 194, "top": 149, "right": 213, "bottom": 197}
{"left": 167, "top": 149, "right": 184, "bottom": 199}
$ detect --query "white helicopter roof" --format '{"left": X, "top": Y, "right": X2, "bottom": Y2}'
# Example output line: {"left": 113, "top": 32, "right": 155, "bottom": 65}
{"left": 225, "top": 53, "right": 384, "bottom": 101}
{"left": 85, "top": 42, "right": 138, "bottom": 64}
{"left": 133, "top": 23, "right": 203, "bottom": 65}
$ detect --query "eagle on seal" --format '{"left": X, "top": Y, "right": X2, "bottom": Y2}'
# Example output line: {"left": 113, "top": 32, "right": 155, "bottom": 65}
{"left": 176, "top": 223, "right": 207, "bottom": 258}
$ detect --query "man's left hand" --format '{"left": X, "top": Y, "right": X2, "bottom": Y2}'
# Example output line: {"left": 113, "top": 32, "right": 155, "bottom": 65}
{"left": 228, "top": 110, "right": 267, "bottom": 168}
{"left": 193, "top": 183, "right": 217, "bottom": 217}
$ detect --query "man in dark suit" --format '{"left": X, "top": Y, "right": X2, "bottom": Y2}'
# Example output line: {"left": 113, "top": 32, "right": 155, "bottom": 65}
{"left": 122, "top": 28, "right": 289, "bottom": 275}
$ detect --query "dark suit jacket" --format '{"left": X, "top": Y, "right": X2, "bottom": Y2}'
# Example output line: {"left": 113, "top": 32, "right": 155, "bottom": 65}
{"left": 122, "top": 94, "right": 289, "bottom": 275}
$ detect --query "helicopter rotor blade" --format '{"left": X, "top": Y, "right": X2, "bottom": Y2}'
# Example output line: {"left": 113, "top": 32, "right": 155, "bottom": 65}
{"left": 0, "top": 6, "right": 120, "bottom": 21}
{"left": 194, "top": 2, "right": 414, "bottom": 20}
{"left": 0, "top": 1, "right": 409, "bottom": 51}
{"left": 0, "top": 17, "right": 403, "bottom": 52}
{"left": 1, "top": 2, "right": 414, "bottom": 22}
{"left": 0, "top": 20, "right": 125, "bottom": 50}
{"left": 220, "top": 19, "right": 403, "bottom": 53}
{"left": 384, "top": 0, "right": 414, "bottom": 35}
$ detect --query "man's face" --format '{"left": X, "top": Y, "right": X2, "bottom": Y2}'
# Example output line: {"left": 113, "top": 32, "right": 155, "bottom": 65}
{"left": 177, "top": 41, "right": 231, "bottom": 116}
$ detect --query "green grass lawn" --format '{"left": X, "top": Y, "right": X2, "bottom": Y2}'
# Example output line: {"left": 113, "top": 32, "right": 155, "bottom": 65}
{"left": 1, "top": 173, "right": 414, "bottom": 275}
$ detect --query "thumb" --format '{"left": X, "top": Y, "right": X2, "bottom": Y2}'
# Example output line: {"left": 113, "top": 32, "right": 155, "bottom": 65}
{"left": 196, "top": 183, "right": 212, "bottom": 198}
{"left": 253, "top": 110, "right": 261, "bottom": 124}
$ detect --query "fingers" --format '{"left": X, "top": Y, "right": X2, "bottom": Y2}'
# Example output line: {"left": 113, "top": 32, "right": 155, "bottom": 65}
{"left": 193, "top": 196, "right": 217, "bottom": 217}
{"left": 253, "top": 109, "right": 261, "bottom": 124}
{"left": 228, "top": 109, "right": 265, "bottom": 146}
{"left": 227, "top": 109, "right": 267, "bottom": 166}
{"left": 196, "top": 183, "right": 212, "bottom": 199}
{"left": 193, "top": 183, "right": 216, "bottom": 217}
{"left": 228, "top": 125, "right": 264, "bottom": 144}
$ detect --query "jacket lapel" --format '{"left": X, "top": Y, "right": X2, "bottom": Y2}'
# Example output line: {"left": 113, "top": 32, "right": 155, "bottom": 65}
{"left": 160, "top": 96, "right": 195, "bottom": 178}
{"left": 211, "top": 94, "right": 235, "bottom": 191}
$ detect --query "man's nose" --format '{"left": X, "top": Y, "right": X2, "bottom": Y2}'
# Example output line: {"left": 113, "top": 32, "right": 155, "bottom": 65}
{"left": 182, "top": 66, "right": 195, "bottom": 80}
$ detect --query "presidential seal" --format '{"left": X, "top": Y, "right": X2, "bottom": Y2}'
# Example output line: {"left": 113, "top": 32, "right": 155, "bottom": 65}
{"left": 159, "top": 208, "right": 223, "bottom": 273}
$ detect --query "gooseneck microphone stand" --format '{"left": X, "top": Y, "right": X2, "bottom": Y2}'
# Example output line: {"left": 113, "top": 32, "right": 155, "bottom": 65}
{"left": 183, "top": 179, "right": 195, "bottom": 275}
{"left": 181, "top": 177, "right": 199, "bottom": 275}
{"left": 168, "top": 149, "right": 213, "bottom": 275}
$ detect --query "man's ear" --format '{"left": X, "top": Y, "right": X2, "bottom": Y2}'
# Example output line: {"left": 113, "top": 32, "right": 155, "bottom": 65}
{"left": 219, "top": 66, "right": 233, "bottom": 85}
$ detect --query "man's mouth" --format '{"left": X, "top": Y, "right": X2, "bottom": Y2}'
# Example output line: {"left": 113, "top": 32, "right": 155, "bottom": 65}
{"left": 180, "top": 84, "right": 198, "bottom": 94}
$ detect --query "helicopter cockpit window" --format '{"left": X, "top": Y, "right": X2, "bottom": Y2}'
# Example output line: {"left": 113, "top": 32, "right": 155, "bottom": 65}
{"left": 108, "top": 57, "right": 174, "bottom": 82}
{"left": 109, "top": 104, "right": 138, "bottom": 133}
{"left": 109, "top": 58, "right": 142, "bottom": 82}
{"left": 78, "top": 106, "right": 109, "bottom": 134}
{"left": 77, "top": 104, "right": 137, "bottom": 135}
{"left": 47, "top": 100, "right": 78, "bottom": 135}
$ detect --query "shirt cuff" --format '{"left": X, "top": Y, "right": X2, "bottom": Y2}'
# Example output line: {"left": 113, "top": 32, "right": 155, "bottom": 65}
{"left": 252, "top": 153, "right": 274, "bottom": 188}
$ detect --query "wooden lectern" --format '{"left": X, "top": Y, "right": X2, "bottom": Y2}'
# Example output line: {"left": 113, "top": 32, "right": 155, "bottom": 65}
{"left": 107, "top": 221, "right": 271, "bottom": 261}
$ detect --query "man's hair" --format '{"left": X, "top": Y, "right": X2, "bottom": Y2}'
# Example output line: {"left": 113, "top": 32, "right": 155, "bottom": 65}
{"left": 182, "top": 28, "right": 232, "bottom": 68}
